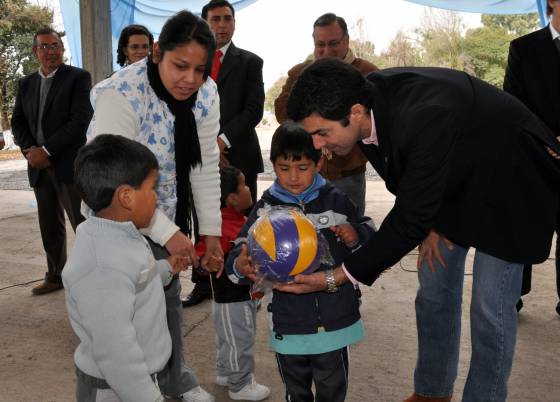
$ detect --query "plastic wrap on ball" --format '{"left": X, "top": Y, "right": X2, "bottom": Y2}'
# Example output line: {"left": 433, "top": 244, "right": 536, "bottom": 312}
{"left": 248, "top": 206, "right": 324, "bottom": 283}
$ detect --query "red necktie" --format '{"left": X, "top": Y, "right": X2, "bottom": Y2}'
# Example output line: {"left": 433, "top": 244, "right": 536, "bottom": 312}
{"left": 210, "top": 50, "right": 223, "bottom": 81}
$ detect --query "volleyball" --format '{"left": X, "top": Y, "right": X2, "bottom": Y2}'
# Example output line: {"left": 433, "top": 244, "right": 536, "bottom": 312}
{"left": 248, "top": 208, "right": 321, "bottom": 283}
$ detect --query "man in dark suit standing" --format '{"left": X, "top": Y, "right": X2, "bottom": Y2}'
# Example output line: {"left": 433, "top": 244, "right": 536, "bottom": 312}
{"left": 182, "top": 0, "right": 264, "bottom": 306}
{"left": 504, "top": 0, "right": 560, "bottom": 315}
{"left": 11, "top": 28, "right": 93, "bottom": 295}
{"left": 281, "top": 59, "right": 560, "bottom": 402}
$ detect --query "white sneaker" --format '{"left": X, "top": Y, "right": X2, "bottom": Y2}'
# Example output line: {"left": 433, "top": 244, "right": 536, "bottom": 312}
{"left": 228, "top": 378, "right": 270, "bottom": 401}
{"left": 180, "top": 386, "right": 215, "bottom": 402}
{"left": 215, "top": 375, "right": 228, "bottom": 386}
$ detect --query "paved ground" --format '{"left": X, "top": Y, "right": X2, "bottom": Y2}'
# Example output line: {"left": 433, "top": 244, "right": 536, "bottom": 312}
{"left": 1, "top": 155, "right": 559, "bottom": 402}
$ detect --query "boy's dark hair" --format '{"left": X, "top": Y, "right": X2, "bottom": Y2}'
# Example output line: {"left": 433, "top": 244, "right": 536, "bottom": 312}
{"left": 313, "top": 13, "right": 348, "bottom": 37}
{"left": 33, "top": 27, "right": 62, "bottom": 46}
{"left": 158, "top": 10, "right": 216, "bottom": 79}
{"left": 74, "top": 135, "right": 158, "bottom": 212}
{"left": 201, "top": 0, "right": 235, "bottom": 20}
{"left": 270, "top": 121, "right": 321, "bottom": 164}
{"left": 220, "top": 166, "right": 242, "bottom": 208}
{"left": 116, "top": 24, "right": 154, "bottom": 67}
{"left": 287, "top": 58, "right": 375, "bottom": 125}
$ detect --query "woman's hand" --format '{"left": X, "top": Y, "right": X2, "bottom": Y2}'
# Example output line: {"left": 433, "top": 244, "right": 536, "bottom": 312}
{"left": 202, "top": 236, "right": 224, "bottom": 277}
{"left": 165, "top": 230, "right": 198, "bottom": 268}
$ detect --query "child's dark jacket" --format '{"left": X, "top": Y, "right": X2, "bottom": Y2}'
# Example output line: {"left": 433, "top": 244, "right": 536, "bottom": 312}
{"left": 225, "top": 180, "right": 375, "bottom": 335}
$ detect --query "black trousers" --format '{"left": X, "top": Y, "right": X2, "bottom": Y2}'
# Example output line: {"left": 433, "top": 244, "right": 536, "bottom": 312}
{"left": 33, "top": 167, "right": 83, "bottom": 283}
{"left": 520, "top": 206, "right": 560, "bottom": 301}
{"left": 275, "top": 347, "right": 349, "bottom": 402}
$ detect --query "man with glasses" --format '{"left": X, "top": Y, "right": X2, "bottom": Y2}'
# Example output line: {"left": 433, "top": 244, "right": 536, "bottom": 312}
{"left": 275, "top": 13, "right": 378, "bottom": 217}
{"left": 11, "top": 28, "right": 93, "bottom": 295}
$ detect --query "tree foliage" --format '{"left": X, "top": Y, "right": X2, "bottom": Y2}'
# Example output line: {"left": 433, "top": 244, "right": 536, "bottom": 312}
{"left": 377, "top": 30, "right": 422, "bottom": 68}
{"left": 415, "top": 9, "right": 467, "bottom": 70}
{"left": 264, "top": 75, "right": 287, "bottom": 114}
{"left": 481, "top": 13, "right": 540, "bottom": 37}
{"left": 0, "top": 0, "right": 53, "bottom": 130}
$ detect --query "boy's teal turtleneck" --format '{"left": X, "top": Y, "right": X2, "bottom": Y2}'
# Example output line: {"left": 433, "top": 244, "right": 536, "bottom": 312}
{"left": 269, "top": 174, "right": 327, "bottom": 205}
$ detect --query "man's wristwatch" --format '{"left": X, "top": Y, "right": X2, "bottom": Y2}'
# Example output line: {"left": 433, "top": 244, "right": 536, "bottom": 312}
{"left": 325, "top": 269, "right": 339, "bottom": 293}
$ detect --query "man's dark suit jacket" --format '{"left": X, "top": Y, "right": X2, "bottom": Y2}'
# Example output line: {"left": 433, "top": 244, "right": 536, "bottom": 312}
{"left": 504, "top": 26, "right": 560, "bottom": 136}
{"left": 11, "top": 64, "right": 93, "bottom": 186}
{"left": 343, "top": 67, "right": 560, "bottom": 285}
{"left": 216, "top": 43, "right": 264, "bottom": 177}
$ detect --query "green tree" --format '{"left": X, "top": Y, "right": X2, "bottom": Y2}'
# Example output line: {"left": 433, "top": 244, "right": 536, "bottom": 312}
{"left": 377, "top": 30, "right": 422, "bottom": 68}
{"left": 463, "top": 25, "right": 512, "bottom": 86}
{"left": 0, "top": 0, "right": 53, "bottom": 130}
{"left": 416, "top": 9, "right": 467, "bottom": 70}
{"left": 481, "top": 13, "right": 540, "bottom": 37}
{"left": 264, "top": 75, "right": 287, "bottom": 114}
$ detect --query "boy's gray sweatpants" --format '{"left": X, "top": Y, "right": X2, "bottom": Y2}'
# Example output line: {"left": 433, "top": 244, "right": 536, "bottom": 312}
{"left": 213, "top": 299, "right": 257, "bottom": 392}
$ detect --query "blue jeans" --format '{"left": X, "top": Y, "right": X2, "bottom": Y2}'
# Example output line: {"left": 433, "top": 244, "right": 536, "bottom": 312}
{"left": 414, "top": 242, "right": 522, "bottom": 402}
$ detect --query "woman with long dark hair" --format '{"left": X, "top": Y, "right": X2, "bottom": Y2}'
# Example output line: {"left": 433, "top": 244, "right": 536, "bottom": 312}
{"left": 87, "top": 10, "right": 222, "bottom": 402}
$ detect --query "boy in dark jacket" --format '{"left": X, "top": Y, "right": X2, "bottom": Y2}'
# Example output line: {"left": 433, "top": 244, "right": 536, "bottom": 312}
{"left": 225, "top": 122, "right": 375, "bottom": 402}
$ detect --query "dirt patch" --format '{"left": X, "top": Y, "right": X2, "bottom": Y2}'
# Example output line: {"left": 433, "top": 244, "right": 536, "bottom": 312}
{"left": 0, "top": 150, "right": 24, "bottom": 161}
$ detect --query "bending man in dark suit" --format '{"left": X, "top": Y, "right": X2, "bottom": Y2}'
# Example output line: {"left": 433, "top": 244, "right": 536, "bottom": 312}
{"left": 182, "top": 0, "right": 265, "bottom": 307}
{"left": 275, "top": 12, "right": 378, "bottom": 216}
{"left": 11, "top": 28, "right": 93, "bottom": 295}
{"left": 504, "top": 0, "right": 560, "bottom": 315}
{"left": 280, "top": 59, "right": 560, "bottom": 402}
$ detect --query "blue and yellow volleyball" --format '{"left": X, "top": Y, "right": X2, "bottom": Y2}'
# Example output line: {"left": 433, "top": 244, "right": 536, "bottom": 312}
{"left": 248, "top": 208, "right": 321, "bottom": 282}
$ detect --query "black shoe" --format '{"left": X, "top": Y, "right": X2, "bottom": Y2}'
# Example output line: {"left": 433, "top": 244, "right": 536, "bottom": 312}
{"left": 556, "top": 302, "right": 560, "bottom": 316}
{"left": 182, "top": 283, "right": 212, "bottom": 307}
{"left": 516, "top": 298, "right": 523, "bottom": 312}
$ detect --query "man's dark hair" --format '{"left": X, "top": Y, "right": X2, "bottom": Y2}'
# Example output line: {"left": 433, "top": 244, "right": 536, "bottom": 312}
{"left": 33, "top": 27, "right": 62, "bottom": 46}
{"left": 116, "top": 24, "right": 154, "bottom": 67}
{"left": 270, "top": 121, "right": 321, "bottom": 164}
{"left": 313, "top": 13, "right": 348, "bottom": 37}
{"left": 547, "top": 3, "right": 553, "bottom": 17}
{"left": 201, "top": 0, "right": 235, "bottom": 20}
{"left": 287, "top": 58, "right": 375, "bottom": 124}
{"left": 74, "top": 135, "right": 158, "bottom": 212}
{"left": 220, "top": 165, "right": 242, "bottom": 208}
{"left": 158, "top": 10, "right": 216, "bottom": 78}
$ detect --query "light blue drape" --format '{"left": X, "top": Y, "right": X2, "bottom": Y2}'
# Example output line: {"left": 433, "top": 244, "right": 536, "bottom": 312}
{"left": 406, "top": 0, "right": 549, "bottom": 26}
{"left": 58, "top": 0, "right": 258, "bottom": 68}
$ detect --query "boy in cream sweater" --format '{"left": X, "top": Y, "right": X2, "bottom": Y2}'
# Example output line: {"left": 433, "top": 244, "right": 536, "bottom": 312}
{"left": 63, "top": 134, "right": 188, "bottom": 402}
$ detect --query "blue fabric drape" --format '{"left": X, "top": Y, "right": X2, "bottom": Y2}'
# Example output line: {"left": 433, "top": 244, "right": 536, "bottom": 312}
{"left": 406, "top": 0, "right": 549, "bottom": 26}
{"left": 58, "top": 0, "right": 258, "bottom": 68}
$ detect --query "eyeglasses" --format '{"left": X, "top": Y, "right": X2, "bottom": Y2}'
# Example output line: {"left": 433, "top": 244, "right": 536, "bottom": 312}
{"left": 37, "top": 43, "right": 63, "bottom": 52}
{"left": 127, "top": 44, "right": 150, "bottom": 50}
{"left": 314, "top": 38, "right": 345, "bottom": 49}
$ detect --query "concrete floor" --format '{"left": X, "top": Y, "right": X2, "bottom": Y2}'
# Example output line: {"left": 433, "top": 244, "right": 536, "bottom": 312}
{"left": 0, "top": 170, "right": 559, "bottom": 401}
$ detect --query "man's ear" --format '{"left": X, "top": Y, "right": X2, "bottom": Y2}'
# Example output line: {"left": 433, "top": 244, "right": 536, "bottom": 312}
{"left": 152, "top": 42, "right": 161, "bottom": 64}
{"left": 349, "top": 104, "right": 367, "bottom": 125}
{"left": 115, "top": 185, "right": 135, "bottom": 210}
